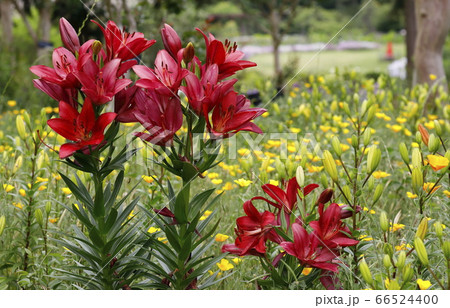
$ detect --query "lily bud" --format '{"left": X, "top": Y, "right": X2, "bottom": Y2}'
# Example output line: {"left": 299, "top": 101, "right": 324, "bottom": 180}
{"left": 363, "top": 128, "right": 371, "bottom": 147}
{"left": 383, "top": 254, "right": 392, "bottom": 269}
{"left": 427, "top": 134, "right": 440, "bottom": 153}
{"left": 443, "top": 241, "right": 450, "bottom": 260}
{"left": 415, "top": 217, "right": 428, "bottom": 240}
{"left": 373, "top": 184, "right": 383, "bottom": 204}
{"left": 418, "top": 124, "right": 429, "bottom": 146}
{"left": 434, "top": 221, "right": 443, "bottom": 239}
{"left": 380, "top": 211, "right": 389, "bottom": 232}
{"left": 434, "top": 120, "right": 443, "bottom": 136}
{"left": 367, "top": 145, "right": 381, "bottom": 174}
{"left": 396, "top": 251, "right": 406, "bottom": 269}
{"left": 183, "top": 42, "right": 195, "bottom": 64}
{"left": 41, "top": 108, "right": 48, "bottom": 128}
{"left": 340, "top": 205, "right": 361, "bottom": 219}
{"left": 59, "top": 17, "right": 80, "bottom": 54}
{"left": 0, "top": 215, "right": 5, "bottom": 236}
{"left": 402, "top": 264, "right": 414, "bottom": 282}
{"left": 92, "top": 40, "right": 103, "bottom": 55}
{"left": 384, "top": 243, "right": 394, "bottom": 257}
{"left": 13, "top": 155, "right": 23, "bottom": 174}
{"left": 22, "top": 111, "right": 31, "bottom": 128}
{"left": 16, "top": 115, "right": 27, "bottom": 140}
{"left": 320, "top": 173, "right": 328, "bottom": 188}
{"left": 274, "top": 157, "right": 286, "bottom": 179}
{"left": 359, "top": 258, "right": 373, "bottom": 285}
{"left": 351, "top": 134, "right": 358, "bottom": 148}
{"left": 161, "top": 23, "right": 182, "bottom": 59}
{"left": 399, "top": 142, "right": 409, "bottom": 165}
{"left": 411, "top": 148, "right": 422, "bottom": 169}
{"left": 296, "top": 166, "right": 305, "bottom": 187}
{"left": 343, "top": 103, "right": 351, "bottom": 117}
{"left": 368, "top": 176, "right": 375, "bottom": 190}
{"left": 45, "top": 201, "right": 52, "bottom": 215}
{"left": 318, "top": 188, "right": 333, "bottom": 204}
{"left": 35, "top": 209, "right": 43, "bottom": 226}
{"left": 411, "top": 167, "right": 423, "bottom": 195}
{"left": 323, "top": 150, "right": 338, "bottom": 182}
{"left": 367, "top": 105, "right": 376, "bottom": 124}
{"left": 331, "top": 136, "right": 342, "bottom": 156}
{"left": 414, "top": 237, "right": 429, "bottom": 267}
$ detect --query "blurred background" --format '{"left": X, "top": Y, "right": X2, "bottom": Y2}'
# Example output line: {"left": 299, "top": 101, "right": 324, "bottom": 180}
{"left": 1, "top": 0, "right": 449, "bottom": 111}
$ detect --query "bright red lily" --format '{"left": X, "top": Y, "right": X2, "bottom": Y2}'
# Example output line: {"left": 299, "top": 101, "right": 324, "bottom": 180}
{"left": 59, "top": 17, "right": 80, "bottom": 54}
{"left": 33, "top": 79, "right": 78, "bottom": 108}
{"left": 310, "top": 203, "right": 359, "bottom": 249}
{"left": 47, "top": 99, "right": 116, "bottom": 159}
{"left": 76, "top": 58, "right": 132, "bottom": 105}
{"left": 207, "top": 90, "right": 266, "bottom": 138}
{"left": 280, "top": 223, "right": 339, "bottom": 272}
{"left": 160, "top": 23, "right": 182, "bottom": 60}
{"left": 133, "top": 91, "right": 183, "bottom": 146}
{"left": 93, "top": 20, "right": 155, "bottom": 62}
{"left": 222, "top": 200, "right": 280, "bottom": 256}
{"left": 114, "top": 86, "right": 144, "bottom": 123}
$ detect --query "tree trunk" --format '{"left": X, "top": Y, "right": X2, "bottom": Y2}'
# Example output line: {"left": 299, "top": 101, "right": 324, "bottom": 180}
{"left": 122, "top": 0, "right": 137, "bottom": 32}
{"left": 37, "top": 0, "right": 54, "bottom": 62}
{"left": 12, "top": 0, "right": 38, "bottom": 45}
{"left": 404, "top": 0, "right": 416, "bottom": 86}
{"left": 413, "top": 0, "right": 450, "bottom": 91}
{"left": 0, "top": 0, "right": 14, "bottom": 47}
{"left": 269, "top": 7, "right": 283, "bottom": 89}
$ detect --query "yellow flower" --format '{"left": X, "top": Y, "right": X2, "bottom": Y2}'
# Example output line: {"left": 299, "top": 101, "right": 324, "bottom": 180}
{"left": 207, "top": 172, "right": 219, "bottom": 179}
{"left": 36, "top": 177, "right": 48, "bottom": 183}
{"left": 211, "top": 179, "right": 223, "bottom": 185}
{"left": 215, "top": 233, "right": 229, "bottom": 242}
{"left": 340, "top": 144, "right": 350, "bottom": 152}
{"left": 359, "top": 235, "right": 373, "bottom": 241}
{"left": 307, "top": 165, "right": 324, "bottom": 173}
{"left": 429, "top": 74, "right": 437, "bottom": 81}
{"left": 237, "top": 148, "right": 250, "bottom": 156}
{"left": 290, "top": 127, "right": 301, "bottom": 133}
{"left": 200, "top": 210, "right": 213, "bottom": 221}
{"left": 142, "top": 175, "right": 154, "bottom": 183}
{"left": 19, "top": 189, "right": 26, "bottom": 197}
{"left": 234, "top": 179, "right": 252, "bottom": 187}
{"left": 372, "top": 171, "right": 391, "bottom": 179}
{"left": 427, "top": 114, "right": 438, "bottom": 121}
{"left": 390, "top": 125, "right": 402, "bottom": 133}
{"left": 403, "top": 128, "right": 412, "bottom": 136}
{"left": 3, "top": 184, "right": 14, "bottom": 193}
{"left": 362, "top": 207, "right": 376, "bottom": 214}
{"left": 147, "top": 227, "right": 161, "bottom": 234}
{"left": 427, "top": 155, "right": 449, "bottom": 171}
{"left": 424, "top": 121, "right": 434, "bottom": 130}
{"left": 45, "top": 106, "right": 53, "bottom": 114}
{"left": 269, "top": 180, "right": 279, "bottom": 186}
{"left": 13, "top": 202, "right": 24, "bottom": 209}
{"left": 157, "top": 237, "right": 168, "bottom": 244}
{"left": 61, "top": 187, "right": 72, "bottom": 195}
{"left": 406, "top": 192, "right": 418, "bottom": 199}
{"left": 232, "top": 257, "right": 242, "bottom": 265}
{"left": 127, "top": 210, "right": 135, "bottom": 220}
{"left": 444, "top": 190, "right": 450, "bottom": 197}
{"left": 49, "top": 218, "right": 59, "bottom": 224}
{"left": 390, "top": 223, "right": 405, "bottom": 232}
{"left": 53, "top": 173, "right": 62, "bottom": 181}
{"left": 262, "top": 111, "right": 269, "bottom": 118}
{"left": 222, "top": 182, "right": 234, "bottom": 191}
{"left": 319, "top": 125, "right": 331, "bottom": 133}
{"left": 7, "top": 100, "right": 17, "bottom": 107}
{"left": 416, "top": 279, "right": 432, "bottom": 290}
{"left": 396, "top": 117, "right": 407, "bottom": 124}
{"left": 423, "top": 182, "right": 441, "bottom": 194}
{"left": 302, "top": 267, "right": 312, "bottom": 275}
{"left": 395, "top": 243, "right": 412, "bottom": 251}
{"left": 217, "top": 259, "right": 234, "bottom": 271}
{"left": 38, "top": 185, "right": 47, "bottom": 191}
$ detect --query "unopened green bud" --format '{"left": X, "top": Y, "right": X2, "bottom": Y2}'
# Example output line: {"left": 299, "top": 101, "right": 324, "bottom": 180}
{"left": 414, "top": 237, "right": 429, "bottom": 267}
{"left": 380, "top": 211, "right": 389, "bottom": 232}
{"left": 428, "top": 134, "right": 440, "bottom": 153}
{"left": 415, "top": 131, "right": 422, "bottom": 144}
{"left": 367, "top": 145, "right": 381, "bottom": 174}
{"left": 434, "top": 221, "right": 443, "bottom": 239}
{"left": 443, "top": 241, "right": 450, "bottom": 260}
{"left": 124, "top": 162, "right": 130, "bottom": 174}
{"left": 383, "top": 254, "right": 392, "bottom": 269}
{"left": 16, "top": 115, "right": 27, "bottom": 139}
{"left": 368, "top": 176, "right": 375, "bottom": 190}
{"left": 13, "top": 155, "right": 23, "bottom": 174}
{"left": 40, "top": 108, "right": 48, "bottom": 127}
{"left": 399, "top": 142, "right": 409, "bottom": 165}
{"left": 363, "top": 128, "right": 371, "bottom": 147}
{"left": 359, "top": 258, "right": 373, "bottom": 285}
{"left": 45, "top": 201, "right": 51, "bottom": 215}
{"left": 386, "top": 279, "right": 400, "bottom": 290}
{"left": 412, "top": 167, "right": 423, "bottom": 195}
{"left": 384, "top": 243, "right": 394, "bottom": 257}
{"left": 22, "top": 111, "right": 31, "bottom": 128}
{"left": 367, "top": 105, "right": 376, "bottom": 123}
{"left": 351, "top": 134, "right": 358, "bottom": 148}
{"left": 434, "top": 120, "right": 443, "bottom": 136}
{"left": 323, "top": 150, "right": 338, "bottom": 182}
{"left": 343, "top": 103, "right": 351, "bottom": 117}
{"left": 36, "top": 152, "right": 45, "bottom": 170}
{"left": 35, "top": 209, "right": 43, "bottom": 226}
{"left": 373, "top": 184, "right": 383, "bottom": 204}
{"left": 92, "top": 40, "right": 103, "bottom": 55}
{"left": 445, "top": 150, "right": 450, "bottom": 161}
{"left": 183, "top": 42, "right": 195, "bottom": 64}
{"left": 286, "top": 159, "right": 296, "bottom": 178}
{"left": 296, "top": 166, "right": 305, "bottom": 187}
{"left": 361, "top": 100, "right": 368, "bottom": 115}
{"left": 411, "top": 148, "right": 422, "bottom": 169}
{"left": 320, "top": 173, "right": 328, "bottom": 188}
{"left": 396, "top": 251, "right": 406, "bottom": 269}
{"left": 415, "top": 217, "right": 428, "bottom": 240}
{"left": 402, "top": 263, "right": 414, "bottom": 282}
{"left": 331, "top": 136, "right": 342, "bottom": 156}
{"left": 274, "top": 157, "right": 286, "bottom": 179}
{"left": 273, "top": 103, "right": 280, "bottom": 115}
{"left": 0, "top": 215, "right": 5, "bottom": 236}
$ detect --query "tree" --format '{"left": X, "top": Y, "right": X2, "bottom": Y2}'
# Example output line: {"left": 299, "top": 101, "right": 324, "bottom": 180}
{"left": 0, "top": 0, "right": 14, "bottom": 47}
{"left": 413, "top": 0, "right": 450, "bottom": 91}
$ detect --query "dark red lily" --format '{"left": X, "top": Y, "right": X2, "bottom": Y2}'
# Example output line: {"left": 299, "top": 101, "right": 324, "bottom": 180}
{"left": 310, "top": 203, "right": 359, "bottom": 249}
{"left": 33, "top": 79, "right": 78, "bottom": 108}
{"left": 30, "top": 47, "right": 80, "bottom": 88}
{"left": 161, "top": 23, "right": 182, "bottom": 60}
{"left": 93, "top": 20, "right": 155, "bottom": 62}
{"left": 197, "top": 28, "right": 256, "bottom": 80}
{"left": 207, "top": 90, "right": 266, "bottom": 138}
{"left": 47, "top": 99, "right": 116, "bottom": 159}
{"left": 280, "top": 223, "right": 339, "bottom": 272}
{"left": 76, "top": 58, "right": 132, "bottom": 105}
{"left": 114, "top": 85, "right": 144, "bottom": 123}
{"left": 59, "top": 17, "right": 80, "bottom": 54}
{"left": 222, "top": 200, "right": 280, "bottom": 256}
{"left": 133, "top": 91, "right": 183, "bottom": 147}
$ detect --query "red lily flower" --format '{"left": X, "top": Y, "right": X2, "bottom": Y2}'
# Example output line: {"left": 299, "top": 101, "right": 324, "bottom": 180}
{"left": 310, "top": 203, "right": 359, "bottom": 249}
{"left": 197, "top": 28, "right": 256, "bottom": 80}
{"left": 93, "top": 20, "right": 155, "bottom": 62}
{"left": 30, "top": 47, "right": 80, "bottom": 88}
{"left": 114, "top": 86, "right": 145, "bottom": 123}
{"left": 133, "top": 91, "right": 183, "bottom": 146}
{"left": 47, "top": 98, "right": 116, "bottom": 159}
{"left": 161, "top": 23, "right": 182, "bottom": 60}
{"left": 280, "top": 223, "right": 339, "bottom": 272}
{"left": 222, "top": 200, "right": 280, "bottom": 256}
{"left": 76, "top": 58, "right": 132, "bottom": 105}
{"left": 33, "top": 79, "right": 78, "bottom": 108}
{"left": 207, "top": 90, "right": 266, "bottom": 138}
{"left": 134, "top": 50, "right": 188, "bottom": 95}
{"left": 59, "top": 17, "right": 80, "bottom": 54}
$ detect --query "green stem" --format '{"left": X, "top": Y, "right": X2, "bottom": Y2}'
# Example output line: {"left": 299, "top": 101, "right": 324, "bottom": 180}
{"left": 427, "top": 266, "right": 445, "bottom": 290}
